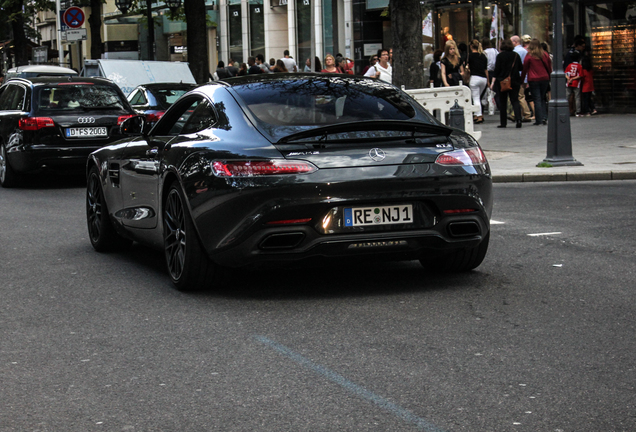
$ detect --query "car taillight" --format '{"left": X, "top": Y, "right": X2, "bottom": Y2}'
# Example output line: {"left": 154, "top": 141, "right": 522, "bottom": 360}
{"left": 19, "top": 117, "right": 55, "bottom": 131}
{"left": 212, "top": 160, "right": 318, "bottom": 177}
{"left": 146, "top": 111, "right": 165, "bottom": 123}
{"left": 435, "top": 147, "right": 487, "bottom": 166}
{"left": 117, "top": 115, "right": 136, "bottom": 125}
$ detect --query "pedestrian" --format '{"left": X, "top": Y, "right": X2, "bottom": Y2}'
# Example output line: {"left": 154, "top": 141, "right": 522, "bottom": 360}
{"left": 565, "top": 51, "right": 583, "bottom": 116}
{"left": 491, "top": 39, "right": 523, "bottom": 128}
{"left": 362, "top": 54, "right": 378, "bottom": 76}
{"left": 363, "top": 49, "right": 392, "bottom": 83}
{"left": 256, "top": 54, "right": 272, "bottom": 73}
{"left": 457, "top": 42, "right": 469, "bottom": 68}
{"left": 423, "top": 46, "right": 434, "bottom": 83}
{"left": 237, "top": 62, "right": 248, "bottom": 76}
{"left": 510, "top": 35, "right": 533, "bottom": 122}
{"left": 468, "top": 39, "right": 489, "bottom": 124}
{"left": 563, "top": 36, "right": 586, "bottom": 116}
{"left": 279, "top": 50, "right": 298, "bottom": 72}
{"left": 272, "top": 59, "right": 288, "bottom": 73}
{"left": 428, "top": 49, "right": 443, "bottom": 88}
{"left": 312, "top": 56, "right": 322, "bottom": 72}
{"left": 337, "top": 56, "right": 354, "bottom": 75}
{"left": 322, "top": 54, "right": 341, "bottom": 73}
{"left": 521, "top": 38, "right": 552, "bottom": 125}
{"left": 247, "top": 56, "right": 263, "bottom": 74}
{"left": 440, "top": 40, "right": 464, "bottom": 87}
{"left": 482, "top": 38, "right": 499, "bottom": 114}
{"left": 214, "top": 61, "right": 230, "bottom": 80}
{"left": 580, "top": 51, "right": 597, "bottom": 116}
{"left": 226, "top": 60, "right": 239, "bottom": 77}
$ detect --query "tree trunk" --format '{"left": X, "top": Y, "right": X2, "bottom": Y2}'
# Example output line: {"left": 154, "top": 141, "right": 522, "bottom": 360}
{"left": 88, "top": 0, "right": 103, "bottom": 60}
{"left": 10, "top": 1, "right": 29, "bottom": 67}
{"left": 185, "top": 0, "right": 209, "bottom": 84}
{"left": 390, "top": 0, "right": 424, "bottom": 90}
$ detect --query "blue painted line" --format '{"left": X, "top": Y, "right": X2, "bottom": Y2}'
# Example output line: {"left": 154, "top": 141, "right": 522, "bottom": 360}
{"left": 254, "top": 335, "right": 445, "bottom": 432}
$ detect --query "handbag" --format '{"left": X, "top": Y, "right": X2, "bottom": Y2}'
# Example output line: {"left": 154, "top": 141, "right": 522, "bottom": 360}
{"left": 462, "top": 64, "right": 471, "bottom": 84}
{"left": 499, "top": 56, "right": 516, "bottom": 92}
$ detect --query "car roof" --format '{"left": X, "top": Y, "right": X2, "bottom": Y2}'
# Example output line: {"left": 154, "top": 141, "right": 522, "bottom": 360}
{"left": 6, "top": 77, "right": 118, "bottom": 86}
{"left": 136, "top": 82, "right": 198, "bottom": 90}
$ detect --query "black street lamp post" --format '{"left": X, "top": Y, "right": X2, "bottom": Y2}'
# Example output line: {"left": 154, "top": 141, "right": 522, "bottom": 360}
{"left": 542, "top": 0, "right": 583, "bottom": 167}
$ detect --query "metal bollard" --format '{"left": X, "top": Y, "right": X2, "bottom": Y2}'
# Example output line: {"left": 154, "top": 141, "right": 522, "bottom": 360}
{"left": 449, "top": 99, "right": 465, "bottom": 131}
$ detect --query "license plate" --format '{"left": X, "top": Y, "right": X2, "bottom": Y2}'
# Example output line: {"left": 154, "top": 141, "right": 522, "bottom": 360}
{"left": 344, "top": 204, "right": 413, "bottom": 227}
{"left": 65, "top": 127, "right": 108, "bottom": 138}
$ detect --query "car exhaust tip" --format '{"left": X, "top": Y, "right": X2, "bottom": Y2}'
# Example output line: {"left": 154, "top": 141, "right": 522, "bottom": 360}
{"left": 259, "top": 232, "right": 306, "bottom": 250}
{"left": 447, "top": 221, "right": 481, "bottom": 237}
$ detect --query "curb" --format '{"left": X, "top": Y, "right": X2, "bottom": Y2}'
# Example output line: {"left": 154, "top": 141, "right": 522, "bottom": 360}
{"left": 492, "top": 171, "right": 636, "bottom": 183}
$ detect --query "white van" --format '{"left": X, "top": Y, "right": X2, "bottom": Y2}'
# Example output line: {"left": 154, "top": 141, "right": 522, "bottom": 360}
{"left": 5, "top": 65, "right": 78, "bottom": 80}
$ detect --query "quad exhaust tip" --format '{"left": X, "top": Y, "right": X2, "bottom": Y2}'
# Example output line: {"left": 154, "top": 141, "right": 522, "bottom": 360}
{"left": 447, "top": 221, "right": 480, "bottom": 237}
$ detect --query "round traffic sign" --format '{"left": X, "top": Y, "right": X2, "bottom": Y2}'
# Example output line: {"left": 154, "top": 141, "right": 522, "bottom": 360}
{"left": 63, "top": 7, "right": 85, "bottom": 28}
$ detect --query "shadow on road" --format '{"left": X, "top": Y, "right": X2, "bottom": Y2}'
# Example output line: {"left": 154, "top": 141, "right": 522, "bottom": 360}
{"left": 114, "top": 243, "right": 492, "bottom": 301}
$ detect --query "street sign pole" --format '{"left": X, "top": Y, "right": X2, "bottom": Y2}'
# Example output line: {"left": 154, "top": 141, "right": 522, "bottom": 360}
{"left": 56, "top": 0, "right": 65, "bottom": 66}
{"left": 542, "top": 0, "right": 583, "bottom": 167}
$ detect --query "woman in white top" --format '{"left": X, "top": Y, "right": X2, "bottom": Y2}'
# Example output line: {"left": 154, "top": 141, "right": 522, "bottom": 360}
{"left": 364, "top": 49, "right": 392, "bottom": 84}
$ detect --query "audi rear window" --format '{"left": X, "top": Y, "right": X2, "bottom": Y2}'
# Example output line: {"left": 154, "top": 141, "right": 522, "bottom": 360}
{"left": 35, "top": 84, "right": 127, "bottom": 111}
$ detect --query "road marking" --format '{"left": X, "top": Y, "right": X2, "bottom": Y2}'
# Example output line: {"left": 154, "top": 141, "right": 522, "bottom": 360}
{"left": 491, "top": 220, "right": 505, "bottom": 224}
{"left": 527, "top": 232, "right": 562, "bottom": 236}
{"left": 255, "top": 335, "right": 445, "bottom": 432}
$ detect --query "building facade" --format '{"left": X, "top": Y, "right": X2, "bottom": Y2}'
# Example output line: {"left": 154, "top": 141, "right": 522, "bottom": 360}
{"left": 3, "top": 0, "right": 633, "bottom": 112}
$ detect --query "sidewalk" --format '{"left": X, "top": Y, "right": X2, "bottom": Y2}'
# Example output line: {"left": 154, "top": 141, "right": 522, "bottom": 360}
{"left": 474, "top": 113, "right": 636, "bottom": 183}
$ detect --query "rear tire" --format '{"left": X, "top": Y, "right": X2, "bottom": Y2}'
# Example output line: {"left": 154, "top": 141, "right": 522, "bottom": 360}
{"left": 420, "top": 232, "right": 490, "bottom": 272}
{"left": 0, "top": 143, "right": 19, "bottom": 188}
{"left": 86, "top": 166, "right": 132, "bottom": 252}
{"left": 163, "top": 182, "right": 217, "bottom": 291}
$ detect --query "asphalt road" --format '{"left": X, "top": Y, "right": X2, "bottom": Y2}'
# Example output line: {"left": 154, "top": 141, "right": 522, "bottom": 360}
{"left": 1, "top": 177, "right": 635, "bottom": 432}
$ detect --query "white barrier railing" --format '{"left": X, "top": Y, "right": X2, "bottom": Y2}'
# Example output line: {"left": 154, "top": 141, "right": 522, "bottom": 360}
{"left": 404, "top": 84, "right": 481, "bottom": 141}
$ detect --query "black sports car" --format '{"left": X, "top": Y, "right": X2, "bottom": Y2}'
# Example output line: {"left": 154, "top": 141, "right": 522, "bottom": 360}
{"left": 86, "top": 73, "right": 492, "bottom": 291}
{"left": 0, "top": 77, "right": 135, "bottom": 187}
{"left": 127, "top": 82, "right": 198, "bottom": 125}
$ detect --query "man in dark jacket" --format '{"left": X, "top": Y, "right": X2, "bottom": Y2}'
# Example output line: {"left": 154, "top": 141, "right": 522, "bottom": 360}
{"left": 490, "top": 39, "right": 523, "bottom": 128}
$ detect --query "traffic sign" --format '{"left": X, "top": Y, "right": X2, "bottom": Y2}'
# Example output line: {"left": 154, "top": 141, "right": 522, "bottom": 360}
{"left": 63, "top": 6, "right": 85, "bottom": 28}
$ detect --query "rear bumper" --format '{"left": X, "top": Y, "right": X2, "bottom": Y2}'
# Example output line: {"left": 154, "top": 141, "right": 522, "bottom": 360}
{"left": 7, "top": 144, "right": 102, "bottom": 173}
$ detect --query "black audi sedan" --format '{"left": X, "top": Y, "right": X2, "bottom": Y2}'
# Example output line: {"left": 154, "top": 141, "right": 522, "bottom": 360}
{"left": 0, "top": 77, "right": 135, "bottom": 187}
{"left": 127, "top": 82, "right": 198, "bottom": 125}
{"left": 86, "top": 74, "right": 492, "bottom": 291}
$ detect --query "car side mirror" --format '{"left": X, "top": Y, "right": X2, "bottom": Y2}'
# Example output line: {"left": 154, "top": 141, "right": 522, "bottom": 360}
{"left": 120, "top": 115, "right": 147, "bottom": 136}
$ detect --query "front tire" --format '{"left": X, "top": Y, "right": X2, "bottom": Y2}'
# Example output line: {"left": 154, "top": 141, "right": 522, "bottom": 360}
{"left": 0, "top": 143, "right": 19, "bottom": 188}
{"left": 163, "top": 182, "right": 216, "bottom": 291}
{"left": 86, "top": 166, "right": 132, "bottom": 252}
{"left": 420, "top": 232, "right": 490, "bottom": 272}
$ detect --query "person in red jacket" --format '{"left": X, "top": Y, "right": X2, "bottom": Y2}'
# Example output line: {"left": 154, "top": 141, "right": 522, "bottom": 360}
{"left": 521, "top": 38, "right": 552, "bottom": 125}
{"left": 565, "top": 51, "right": 583, "bottom": 116}
{"left": 580, "top": 52, "right": 597, "bottom": 115}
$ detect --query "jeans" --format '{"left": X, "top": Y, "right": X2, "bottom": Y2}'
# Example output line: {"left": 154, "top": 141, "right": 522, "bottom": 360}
{"left": 529, "top": 80, "right": 549, "bottom": 123}
{"left": 566, "top": 87, "right": 582, "bottom": 114}
{"left": 469, "top": 75, "right": 488, "bottom": 116}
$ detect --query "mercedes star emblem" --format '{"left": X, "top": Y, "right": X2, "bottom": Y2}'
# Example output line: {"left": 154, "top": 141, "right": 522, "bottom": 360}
{"left": 368, "top": 148, "right": 386, "bottom": 162}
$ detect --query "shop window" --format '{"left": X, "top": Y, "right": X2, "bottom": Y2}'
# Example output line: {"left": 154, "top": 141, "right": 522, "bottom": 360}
{"left": 250, "top": 0, "right": 265, "bottom": 57}
{"left": 296, "top": 0, "right": 312, "bottom": 68}
{"left": 228, "top": 0, "right": 243, "bottom": 64}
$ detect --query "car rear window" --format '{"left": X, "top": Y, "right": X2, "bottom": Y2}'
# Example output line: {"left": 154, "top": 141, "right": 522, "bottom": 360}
{"left": 154, "top": 89, "right": 189, "bottom": 107}
{"left": 36, "top": 84, "right": 127, "bottom": 111}
{"left": 231, "top": 76, "right": 418, "bottom": 129}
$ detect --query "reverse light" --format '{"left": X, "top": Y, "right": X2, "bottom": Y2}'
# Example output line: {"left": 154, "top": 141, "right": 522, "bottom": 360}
{"left": 435, "top": 147, "right": 487, "bottom": 166}
{"left": 117, "top": 115, "right": 136, "bottom": 125}
{"left": 19, "top": 117, "right": 55, "bottom": 130}
{"left": 212, "top": 160, "right": 318, "bottom": 177}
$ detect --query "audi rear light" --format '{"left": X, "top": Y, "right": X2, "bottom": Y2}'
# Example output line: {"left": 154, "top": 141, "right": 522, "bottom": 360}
{"left": 212, "top": 160, "right": 318, "bottom": 177}
{"left": 146, "top": 111, "right": 165, "bottom": 123}
{"left": 435, "top": 147, "right": 487, "bottom": 166}
{"left": 19, "top": 117, "right": 55, "bottom": 131}
{"left": 117, "top": 115, "right": 136, "bottom": 125}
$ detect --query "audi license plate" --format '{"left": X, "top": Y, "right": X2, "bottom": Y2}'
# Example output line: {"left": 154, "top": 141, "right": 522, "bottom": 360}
{"left": 344, "top": 204, "right": 413, "bottom": 227}
{"left": 66, "top": 127, "right": 108, "bottom": 138}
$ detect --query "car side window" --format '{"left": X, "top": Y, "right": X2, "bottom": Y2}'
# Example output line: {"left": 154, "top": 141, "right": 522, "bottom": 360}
{"left": 129, "top": 90, "right": 147, "bottom": 106}
{"left": 152, "top": 96, "right": 217, "bottom": 136}
{"left": 0, "top": 85, "right": 20, "bottom": 111}
{"left": 180, "top": 100, "right": 217, "bottom": 135}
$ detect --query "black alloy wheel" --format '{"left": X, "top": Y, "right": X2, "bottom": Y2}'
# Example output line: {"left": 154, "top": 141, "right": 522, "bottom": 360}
{"left": 86, "top": 166, "right": 132, "bottom": 252}
{"left": 163, "top": 182, "right": 216, "bottom": 291}
{"left": 0, "top": 143, "right": 19, "bottom": 188}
